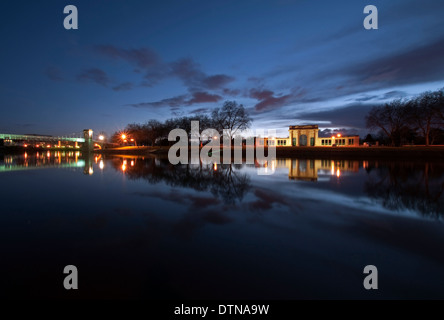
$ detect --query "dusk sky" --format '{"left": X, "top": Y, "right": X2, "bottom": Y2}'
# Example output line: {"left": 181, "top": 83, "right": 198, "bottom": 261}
{"left": 1, "top": 0, "right": 443, "bottom": 137}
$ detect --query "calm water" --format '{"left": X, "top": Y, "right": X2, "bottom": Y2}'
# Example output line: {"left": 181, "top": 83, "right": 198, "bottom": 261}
{"left": 1, "top": 152, "right": 444, "bottom": 299}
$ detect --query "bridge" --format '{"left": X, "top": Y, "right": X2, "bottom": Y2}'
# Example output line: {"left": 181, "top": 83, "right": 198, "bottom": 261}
{"left": 0, "top": 129, "right": 99, "bottom": 151}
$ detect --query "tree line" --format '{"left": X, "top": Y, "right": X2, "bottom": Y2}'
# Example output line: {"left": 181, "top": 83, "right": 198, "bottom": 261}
{"left": 366, "top": 88, "right": 444, "bottom": 146}
{"left": 111, "top": 101, "right": 251, "bottom": 146}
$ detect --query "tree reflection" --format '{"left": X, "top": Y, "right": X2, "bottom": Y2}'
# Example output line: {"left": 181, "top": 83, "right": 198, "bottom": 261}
{"left": 110, "top": 156, "right": 251, "bottom": 204}
{"left": 365, "top": 161, "right": 444, "bottom": 217}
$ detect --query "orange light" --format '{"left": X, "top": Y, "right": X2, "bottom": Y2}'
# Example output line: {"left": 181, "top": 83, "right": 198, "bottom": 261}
{"left": 121, "top": 134, "right": 126, "bottom": 140}
{"left": 130, "top": 138, "right": 134, "bottom": 142}
{"left": 24, "top": 144, "right": 28, "bottom": 148}
{"left": 336, "top": 169, "right": 340, "bottom": 177}
{"left": 123, "top": 140, "right": 127, "bottom": 143}
{"left": 214, "top": 163, "right": 217, "bottom": 171}
{"left": 337, "top": 134, "right": 341, "bottom": 137}
{"left": 122, "top": 164, "right": 126, "bottom": 172}
{"left": 130, "top": 160, "right": 134, "bottom": 167}
{"left": 47, "top": 145, "right": 51, "bottom": 148}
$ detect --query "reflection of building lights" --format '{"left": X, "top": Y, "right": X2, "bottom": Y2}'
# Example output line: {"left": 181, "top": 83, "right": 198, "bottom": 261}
{"left": 95, "top": 156, "right": 98, "bottom": 163}
{"left": 89, "top": 167, "right": 94, "bottom": 175}
{"left": 130, "top": 160, "right": 134, "bottom": 167}
{"left": 122, "top": 164, "right": 126, "bottom": 172}
{"left": 99, "top": 160, "right": 104, "bottom": 170}
{"left": 213, "top": 163, "right": 217, "bottom": 171}
{"left": 336, "top": 169, "right": 340, "bottom": 177}
{"left": 24, "top": 152, "right": 27, "bottom": 159}
{"left": 123, "top": 160, "right": 127, "bottom": 165}
{"left": 47, "top": 151, "right": 50, "bottom": 158}
{"left": 331, "top": 161, "right": 335, "bottom": 175}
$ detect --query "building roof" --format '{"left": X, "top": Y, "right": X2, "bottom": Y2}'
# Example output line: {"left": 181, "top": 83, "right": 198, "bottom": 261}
{"left": 289, "top": 125, "right": 319, "bottom": 130}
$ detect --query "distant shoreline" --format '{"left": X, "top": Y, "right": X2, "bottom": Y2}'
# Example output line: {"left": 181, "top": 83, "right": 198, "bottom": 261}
{"left": 96, "top": 145, "right": 444, "bottom": 160}
{"left": 2, "top": 145, "right": 444, "bottom": 160}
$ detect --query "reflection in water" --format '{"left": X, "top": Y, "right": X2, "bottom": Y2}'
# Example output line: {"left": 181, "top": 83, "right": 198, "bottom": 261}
{"left": 1, "top": 153, "right": 444, "bottom": 217}
{"left": 110, "top": 156, "right": 251, "bottom": 204}
{"left": 0, "top": 151, "right": 85, "bottom": 172}
{"left": 365, "top": 161, "right": 444, "bottom": 218}
{"left": 1, "top": 152, "right": 444, "bottom": 299}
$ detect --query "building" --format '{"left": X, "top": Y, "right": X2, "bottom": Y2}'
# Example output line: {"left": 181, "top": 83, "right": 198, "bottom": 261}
{"left": 257, "top": 125, "right": 360, "bottom": 147}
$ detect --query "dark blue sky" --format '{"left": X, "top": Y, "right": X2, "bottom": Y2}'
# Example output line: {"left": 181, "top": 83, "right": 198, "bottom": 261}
{"left": 1, "top": 0, "right": 443, "bottom": 137}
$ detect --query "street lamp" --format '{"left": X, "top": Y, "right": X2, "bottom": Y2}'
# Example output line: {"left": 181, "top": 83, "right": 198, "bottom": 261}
{"left": 98, "top": 135, "right": 105, "bottom": 141}
{"left": 121, "top": 134, "right": 126, "bottom": 140}
{"left": 337, "top": 134, "right": 341, "bottom": 137}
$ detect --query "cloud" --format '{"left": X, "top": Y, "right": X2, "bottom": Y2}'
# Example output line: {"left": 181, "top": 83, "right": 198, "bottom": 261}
{"left": 127, "top": 91, "right": 222, "bottom": 109}
{"left": 346, "top": 38, "right": 444, "bottom": 87}
{"left": 186, "top": 92, "right": 222, "bottom": 105}
{"left": 95, "top": 45, "right": 160, "bottom": 68}
{"left": 222, "top": 88, "right": 241, "bottom": 96}
{"left": 299, "top": 104, "right": 378, "bottom": 128}
{"left": 112, "top": 82, "right": 134, "bottom": 91}
{"left": 45, "top": 66, "right": 63, "bottom": 81}
{"left": 94, "top": 45, "right": 236, "bottom": 92}
{"left": 127, "top": 95, "right": 187, "bottom": 108}
{"left": 201, "top": 75, "right": 235, "bottom": 89}
{"left": 249, "top": 88, "right": 292, "bottom": 112}
{"left": 77, "top": 68, "right": 111, "bottom": 87}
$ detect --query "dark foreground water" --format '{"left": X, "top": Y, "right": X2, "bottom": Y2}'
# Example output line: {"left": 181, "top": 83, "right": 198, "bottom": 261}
{"left": 0, "top": 152, "right": 443, "bottom": 299}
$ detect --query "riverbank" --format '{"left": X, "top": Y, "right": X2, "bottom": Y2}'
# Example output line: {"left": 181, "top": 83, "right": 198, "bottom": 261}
{"left": 2, "top": 145, "right": 444, "bottom": 160}
{"left": 94, "top": 145, "right": 444, "bottom": 160}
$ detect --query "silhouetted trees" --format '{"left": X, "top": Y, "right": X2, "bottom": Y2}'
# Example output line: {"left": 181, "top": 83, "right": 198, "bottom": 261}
{"left": 365, "top": 88, "right": 444, "bottom": 146}
{"left": 111, "top": 100, "right": 251, "bottom": 146}
{"left": 211, "top": 101, "right": 252, "bottom": 140}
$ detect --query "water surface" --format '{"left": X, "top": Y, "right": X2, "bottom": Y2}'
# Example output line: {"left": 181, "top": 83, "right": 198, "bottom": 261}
{"left": 1, "top": 152, "right": 443, "bottom": 299}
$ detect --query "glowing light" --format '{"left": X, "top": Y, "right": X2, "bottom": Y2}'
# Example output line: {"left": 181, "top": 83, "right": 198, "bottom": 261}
{"left": 123, "top": 160, "right": 127, "bottom": 165}
{"left": 336, "top": 169, "right": 340, "bottom": 177}
{"left": 24, "top": 144, "right": 28, "bottom": 148}
{"left": 130, "top": 160, "right": 134, "bottom": 167}
{"left": 99, "top": 160, "right": 104, "bottom": 170}
{"left": 213, "top": 136, "right": 218, "bottom": 140}
{"left": 123, "top": 140, "right": 127, "bottom": 143}
{"left": 47, "top": 145, "right": 51, "bottom": 148}
{"left": 98, "top": 135, "right": 105, "bottom": 141}
{"left": 88, "top": 130, "right": 93, "bottom": 138}
{"left": 121, "top": 134, "right": 126, "bottom": 140}
{"left": 89, "top": 167, "right": 94, "bottom": 175}
{"left": 214, "top": 163, "right": 217, "bottom": 171}
{"left": 337, "top": 134, "right": 341, "bottom": 137}
{"left": 24, "top": 152, "right": 28, "bottom": 159}
{"left": 47, "top": 151, "right": 50, "bottom": 158}
{"left": 130, "top": 138, "right": 134, "bottom": 142}
{"left": 122, "top": 164, "right": 126, "bottom": 172}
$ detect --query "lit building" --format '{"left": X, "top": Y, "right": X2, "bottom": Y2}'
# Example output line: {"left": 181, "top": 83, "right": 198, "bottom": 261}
{"left": 256, "top": 125, "right": 360, "bottom": 147}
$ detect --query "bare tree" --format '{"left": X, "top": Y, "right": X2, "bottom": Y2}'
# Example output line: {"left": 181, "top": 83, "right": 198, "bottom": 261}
{"left": 211, "top": 101, "right": 252, "bottom": 140}
{"left": 365, "top": 99, "right": 409, "bottom": 146}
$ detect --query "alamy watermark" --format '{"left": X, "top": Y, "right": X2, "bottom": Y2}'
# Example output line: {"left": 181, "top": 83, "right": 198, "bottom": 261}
{"left": 168, "top": 121, "right": 276, "bottom": 175}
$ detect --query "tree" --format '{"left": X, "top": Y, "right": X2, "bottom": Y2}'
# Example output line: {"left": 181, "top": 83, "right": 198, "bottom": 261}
{"left": 365, "top": 100, "right": 409, "bottom": 146}
{"left": 407, "top": 90, "right": 444, "bottom": 146}
{"left": 211, "top": 101, "right": 252, "bottom": 140}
